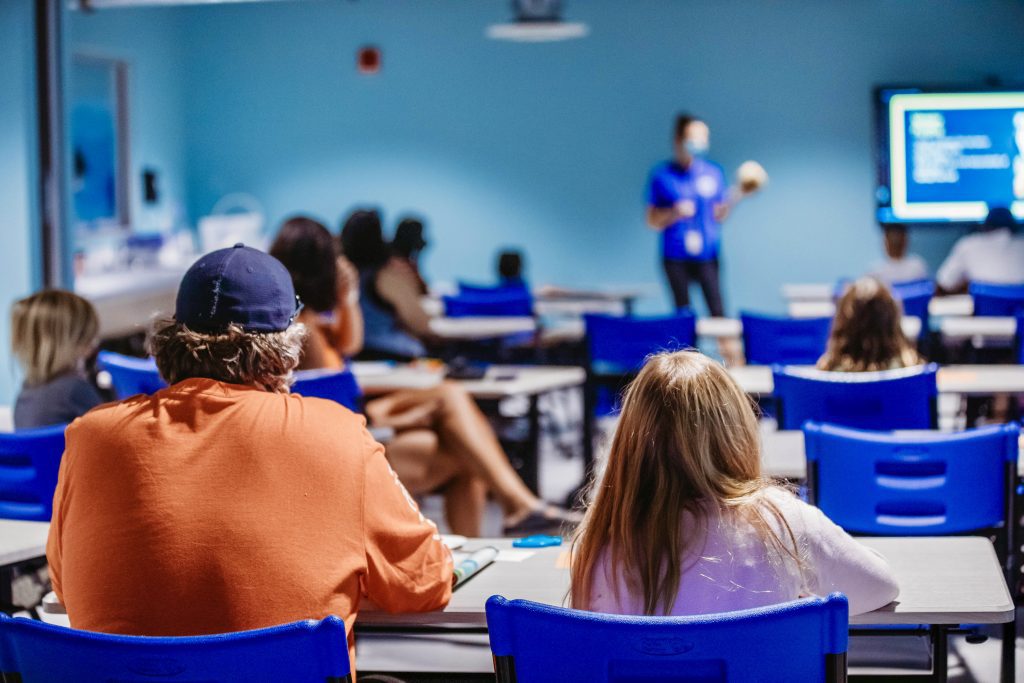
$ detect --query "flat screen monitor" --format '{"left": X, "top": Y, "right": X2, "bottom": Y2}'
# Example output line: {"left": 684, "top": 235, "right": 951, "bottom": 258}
{"left": 876, "top": 87, "right": 1024, "bottom": 224}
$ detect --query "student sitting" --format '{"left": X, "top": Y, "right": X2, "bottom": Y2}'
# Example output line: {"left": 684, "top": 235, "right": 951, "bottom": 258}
{"left": 570, "top": 350, "right": 899, "bottom": 617}
{"left": 271, "top": 217, "right": 577, "bottom": 536}
{"left": 866, "top": 224, "right": 928, "bottom": 285}
{"left": 46, "top": 245, "right": 452, "bottom": 671}
{"left": 936, "top": 206, "right": 1024, "bottom": 294}
{"left": 11, "top": 290, "right": 104, "bottom": 429}
{"left": 392, "top": 216, "right": 430, "bottom": 296}
{"left": 818, "top": 277, "right": 922, "bottom": 372}
{"left": 342, "top": 209, "right": 434, "bottom": 360}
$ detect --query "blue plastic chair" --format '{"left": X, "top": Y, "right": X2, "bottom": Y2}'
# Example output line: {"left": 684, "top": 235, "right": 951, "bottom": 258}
{"left": 970, "top": 282, "right": 1024, "bottom": 316}
{"left": 0, "top": 613, "right": 351, "bottom": 682}
{"left": 1017, "top": 311, "right": 1024, "bottom": 364}
{"left": 292, "top": 369, "right": 363, "bottom": 412}
{"left": 443, "top": 290, "right": 533, "bottom": 317}
{"left": 584, "top": 311, "right": 697, "bottom": 375}
{"left": 891, "top": 279, "right": 934, "bottom": 336}
{"left": 740, "top": 312, "right": 832, "bottom": 365}
{"left": 772, "top": 364, "right": 938, "bottom": 431}
{"left": 97, "top": 351, "right": 167, "bottom": 399}
{"left": 486, "top": 594, "right": 849, "bottom": 682}
{"left": 803, "top": 422, "right": 1018, "bottom": 536}
{"left": 458, "top": 280, "right": 530, "bottom": 297}
{"left": 0, "top": 424, "right": 66, "bottom": 522}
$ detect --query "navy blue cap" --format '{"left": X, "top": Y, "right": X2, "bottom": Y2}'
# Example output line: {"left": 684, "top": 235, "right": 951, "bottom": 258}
{"left": 175, "top": 244, "right": 299, "bottom": 333}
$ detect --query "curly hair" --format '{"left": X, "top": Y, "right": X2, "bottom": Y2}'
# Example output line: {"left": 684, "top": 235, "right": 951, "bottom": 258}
{"left": 148, "top": 319, "right": 308, "bottom": 394}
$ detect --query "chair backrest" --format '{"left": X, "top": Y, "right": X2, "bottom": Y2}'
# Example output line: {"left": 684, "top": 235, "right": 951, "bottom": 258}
{"left": 0, "top": 613, "right": 351, "bottom": 683}
{"left": 891, "top": 279, "right": 934, "bottom": 332}
{"left": 458, "top": 280, "right": 530, "bottom": 297}
{"left": 485, "top": 594, "right": 849, "bottom": 683}
{"left": 804, "top": 422, "right": 1018, "bottom": 537}
{"left": 772, "top": 364, "right": 938, "bottom": 431}
{"left": 97, "top": 351, "right": 167, "bottom": 399}
{"left": 1017, "top": 312, "right": 1024, "bottom": 364}
{"left": 0, "top": 424, "right": 66, "bottom": 522}
{"left": 970, "top": 282, "right": 1024, "bottom": 316}
{"left": 291, "top": 369, "right": 363, "bottom": 412}
{"left": 443, "top": 291, "right": 533, "bottom": 317}
{"left": 740, "top": 312, "right": 832, "bottom": 365}
{"left": 584, "top": 311, "right": 697, "bottom": 374}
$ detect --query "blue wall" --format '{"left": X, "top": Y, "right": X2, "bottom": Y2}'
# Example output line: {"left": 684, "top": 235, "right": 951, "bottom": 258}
{"left": 63, "top": 0, "right": 1024, "bottom": 317}
{"left": 0, "top": 0, "right": 41, "bottom": 403}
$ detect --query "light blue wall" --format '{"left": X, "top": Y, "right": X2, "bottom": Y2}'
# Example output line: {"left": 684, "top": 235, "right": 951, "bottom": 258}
{"left": 57, "top": 0, "right": 1024, "bottom": 317}
{"left": 0, "top": 0, "right": 41, "bottom": 403}
{"left": 69, "top": 7, "right": 189, "bottom": 234}
{"left": 170, "top": 0, "right": 1024, "bottom": 315}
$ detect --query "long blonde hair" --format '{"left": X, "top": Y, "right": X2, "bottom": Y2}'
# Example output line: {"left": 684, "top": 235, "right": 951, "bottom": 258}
{"left": 818, "top": 277, "right": 922, "bottom": 372}
{"left": 570, "top": 350, "right": 800, "bottom": 615}
{"left": 11, "top": 290, "right": 99, "bottom": 386}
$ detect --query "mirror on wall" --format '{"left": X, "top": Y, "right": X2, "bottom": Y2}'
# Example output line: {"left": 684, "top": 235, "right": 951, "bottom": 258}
{"left": 69, "top": 54, "right": 129, "bottom": 232}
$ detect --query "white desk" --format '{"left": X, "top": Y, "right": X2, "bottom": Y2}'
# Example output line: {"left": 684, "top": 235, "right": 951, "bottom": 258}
{"left": 428, "top": 316, "right": 536, "bottom": 341}
{"left": 357, "top": 536, "right": 1013, "bottom": 628}
{"left": 422, "top": 288, "right": 646, "bottom": 321}
{"left": 76, "top": 266, "right": 187, "bottom": 339}
{"left": 781, "top": 283, "right": 835, "bottom": 302}
{"left": 939, "top": 316, "right": 1017, "bottom": 343}
{"left": 0, "top": 520, "right": 49, "bottom": 568}
{"left": 788, "top": 295, "right": 975, "bottom": 320}
{"left": 351, "top": 363, "right": 585, "bottom": 400}
{"left": 729, "top": 364, "right": 1024, "bottom": 397}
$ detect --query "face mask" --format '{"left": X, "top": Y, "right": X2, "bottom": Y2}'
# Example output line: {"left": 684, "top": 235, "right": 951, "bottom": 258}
{"left": 685, "top": 139, "right": 709, "bottom": 156}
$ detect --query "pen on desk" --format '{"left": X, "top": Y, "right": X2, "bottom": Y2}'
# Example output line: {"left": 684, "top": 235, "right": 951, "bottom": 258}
{"left": 452, "top": 546, "right": 499, "bottom": 586}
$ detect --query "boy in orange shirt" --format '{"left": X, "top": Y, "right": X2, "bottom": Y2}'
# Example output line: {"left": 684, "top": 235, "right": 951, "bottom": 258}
{"left": 46, "top": 244, "right": 453, "bottom": 671}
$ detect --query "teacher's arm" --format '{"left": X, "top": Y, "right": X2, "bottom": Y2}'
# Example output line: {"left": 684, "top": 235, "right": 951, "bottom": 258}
{"left": 646, "top": 205, "right": 679, "bottom": 231}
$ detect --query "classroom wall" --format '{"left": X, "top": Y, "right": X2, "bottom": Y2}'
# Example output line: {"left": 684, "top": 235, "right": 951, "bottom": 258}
{"left": 69, "top": 7, "right": 189, "bottom": 235}
{"left": 0, "top": 0, "right": 42, "bottom": 403}
{"left": 70, "top": 0, "right": 1024, "bottom": 315}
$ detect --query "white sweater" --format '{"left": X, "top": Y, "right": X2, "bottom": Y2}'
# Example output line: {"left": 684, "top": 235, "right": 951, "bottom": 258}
{"left": 588, "top": 487, "right": 899, "bottom": 617}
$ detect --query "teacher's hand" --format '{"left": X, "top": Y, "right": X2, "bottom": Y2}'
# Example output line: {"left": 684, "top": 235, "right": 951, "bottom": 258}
{"left": 675, "top": 199, "right": 697, "bottom": 218}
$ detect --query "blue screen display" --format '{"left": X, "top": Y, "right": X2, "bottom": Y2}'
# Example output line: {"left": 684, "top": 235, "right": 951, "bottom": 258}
{"left": 878, "top": 90, "right": 1024, "bottom": 223}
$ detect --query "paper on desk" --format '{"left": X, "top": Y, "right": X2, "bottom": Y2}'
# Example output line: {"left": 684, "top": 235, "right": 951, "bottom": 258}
{"left": 495, "top": 549, "right": 535, "bottom": 563}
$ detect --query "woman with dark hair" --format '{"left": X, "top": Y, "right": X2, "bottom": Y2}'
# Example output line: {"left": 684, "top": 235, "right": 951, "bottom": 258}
{"left": 817, "top": 277, "right": 922, "bottom": 372}
{"left": 392, "top": 216, "right": 430, "bottom": 296}
{"left": 272, "top": 216, "right": 576, "bottom": 536}
{"left": 342, "top": 209, "right": 432, "bottom": 360}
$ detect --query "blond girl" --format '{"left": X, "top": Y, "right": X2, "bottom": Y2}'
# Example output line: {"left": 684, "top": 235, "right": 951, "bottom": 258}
{"left": 11, "top": 290, "right": 103, "bottom": 429}
{"left": 571, "top": 350, "right": 898, "bottom": 617}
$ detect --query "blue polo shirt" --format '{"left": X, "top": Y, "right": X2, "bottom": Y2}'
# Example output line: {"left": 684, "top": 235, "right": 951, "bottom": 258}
{"left": 646, "top": 157, "right": 727, "bottom": 261}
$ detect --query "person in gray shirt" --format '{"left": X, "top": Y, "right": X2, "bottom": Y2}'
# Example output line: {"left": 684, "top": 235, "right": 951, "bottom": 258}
{"left": 11, "top": 291, "right": 104, "bottom": 430}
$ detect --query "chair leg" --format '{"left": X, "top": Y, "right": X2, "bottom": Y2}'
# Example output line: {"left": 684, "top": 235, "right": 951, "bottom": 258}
{"left": 825, "top": 652, "right": 847, "bottom": 683}
{"left": 493, "top": 655, "right": 517, "bottom": 682}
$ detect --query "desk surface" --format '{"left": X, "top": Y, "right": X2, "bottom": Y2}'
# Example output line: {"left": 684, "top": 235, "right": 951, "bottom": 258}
{"left": 428, "top": 316, "right": 536, "bottom": 340}
{"left": 351, "top": 363, "right": 585, "bottom": 399}
{"left": 0, "top": 520, "right": 49, "bottom": 568}
{"left": 729, "top": 364, "right": 1024, "bottom": 397}
{"left": 357, "top": 536, "right": 1014, "bottom": 628}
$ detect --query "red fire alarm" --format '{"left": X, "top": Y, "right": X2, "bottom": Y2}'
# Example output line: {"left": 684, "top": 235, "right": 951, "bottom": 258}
{"left": 357, "top": 46, "right": 381, "bottom": 75}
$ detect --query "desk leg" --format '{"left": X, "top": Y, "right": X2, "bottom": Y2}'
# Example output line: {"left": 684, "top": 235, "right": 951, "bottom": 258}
{"left": 0, "top": 566, "right": 12, "bottom": 614}
{"left": 1002, "top": 618, "right": 1016, "bottom": 683}
{"left": 523, "top": 395, "right": 540, "bottom": 496}
{"left": 931, "top": 625, "right": 948, "bottom": 683}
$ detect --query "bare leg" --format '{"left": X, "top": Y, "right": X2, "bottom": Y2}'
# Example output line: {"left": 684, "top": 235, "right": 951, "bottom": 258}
{"left": 443, "top": 473, "right": 488, "bottom": 537}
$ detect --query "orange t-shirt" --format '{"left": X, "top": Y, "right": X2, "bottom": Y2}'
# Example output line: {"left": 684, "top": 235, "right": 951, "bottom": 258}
{"left": 46, "top": 378, "right": 453, "bottom": 670}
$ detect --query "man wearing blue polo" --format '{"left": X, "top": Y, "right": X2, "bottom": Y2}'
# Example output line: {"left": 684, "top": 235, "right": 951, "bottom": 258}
{"left": 646, "top": 114, "right": 759, "bottom": 316}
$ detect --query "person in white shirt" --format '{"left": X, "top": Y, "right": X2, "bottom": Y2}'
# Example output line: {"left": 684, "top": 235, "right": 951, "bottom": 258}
{"left": 936, "top": 207, "right": 1024, "bottom": 294}
{"left": 867, "top": 224, "right": 928, "bottom": 285}
{"left": 570, "top": 350, "right": 899, "bottom": 617}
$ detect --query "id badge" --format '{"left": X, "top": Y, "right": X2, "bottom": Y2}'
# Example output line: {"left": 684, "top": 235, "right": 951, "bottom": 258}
{"left": 684, "top": 229, "right": 704, "bottom": 257}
